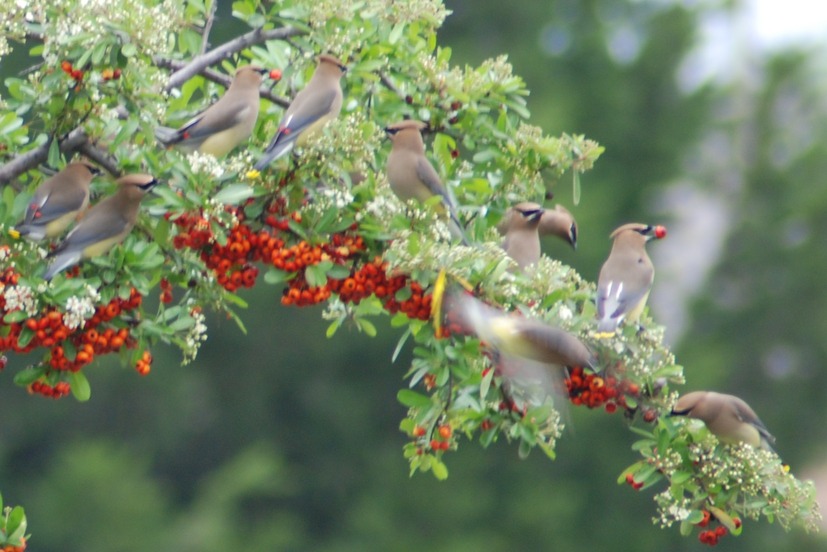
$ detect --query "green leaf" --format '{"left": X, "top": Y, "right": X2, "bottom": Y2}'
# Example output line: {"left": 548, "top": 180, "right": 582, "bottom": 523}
{"left": 431, "top": 459, "right": 449, "bottom": 480}
{"left": 326, "top": 317, "right": 343, "bottom": 338}
{"left": 264, "top": 268, "right": 296, "bottom": 284}
{"left": 356, "top": 317, "right": 377, "bottom": 337}
{"left": 70, "top": 371, "right": 91, "bottom": 402}
{"left": 13, "top": 365, "right": 46, "bottom": 386}
{"left": 397, "top": 389, "right": 432, "bottom": 408}
{"left": 47, "top": 138, "right": 60, "bottom": 167}
{"left": 214, "top": 183, "right": 255, "bottom": 204}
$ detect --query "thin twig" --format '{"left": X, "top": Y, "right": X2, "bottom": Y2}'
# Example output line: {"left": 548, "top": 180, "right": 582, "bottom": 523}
{"left": 162, "top": 26, "right": 305, "bottom": 91}
{"left": 155, "top": 58, "right": 290, "bottom": 108}
{"left": 378, "top": 71, "right": 405, "bottom": 99}
{"left": 0, "top": 129, "right": 89, "bottom": 185}
{"left": 199, "top": 1, "right": 218, "bottom": 55}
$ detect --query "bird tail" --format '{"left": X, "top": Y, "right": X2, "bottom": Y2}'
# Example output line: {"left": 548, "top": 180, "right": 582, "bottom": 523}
{"left": 14, "top": 224, "right": 45, "bottom": 241}
{"left": 43, "top": 250, "right": 82, "bottom": 281}
{"left": 154, "top": 126, "right": 182, "bottom": 147}
{"left": 254, "top": 137, "right": 295, "bottom": 171}
{"left": 594, "top": 318, "right": 618, "bottom": 339}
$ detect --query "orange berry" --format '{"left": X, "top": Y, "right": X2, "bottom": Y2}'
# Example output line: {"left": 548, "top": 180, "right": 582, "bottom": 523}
{"left": 438, "top": 425, "right": 452, "bottom": 439}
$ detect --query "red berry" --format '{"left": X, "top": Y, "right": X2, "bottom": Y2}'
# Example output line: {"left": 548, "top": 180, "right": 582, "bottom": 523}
{"left": 430, "top": 439, "right": 441, "bottom": 451}
{"left": 413, "top": 426, "right": 426, "bottom": 437}
{"left": 438, "top": 425, "right": 452, "bottom": 439}
{"left": 269, "top": 68, "right": 282, "bottom": 80}
{"left": 61, "top": 60, "right": 72, "bottom": 73}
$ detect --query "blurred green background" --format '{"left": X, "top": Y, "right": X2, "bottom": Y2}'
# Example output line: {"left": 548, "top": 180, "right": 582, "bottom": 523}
{"left": 2, "top": 0, "right": 827, "bottom": 550}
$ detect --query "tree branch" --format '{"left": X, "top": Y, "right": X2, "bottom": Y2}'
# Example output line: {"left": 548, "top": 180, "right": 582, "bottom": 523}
{"left": 154, "top": 59, "right": 290, "bottom": 108}
{"left": 78, "top": 142, "right": 121, "bottom": 177}
{"left": 200, "top": 1, "right": 218, "bottom": 55}
{"left": 0, "top": 129, "right": 89, "bottom": 185}
{"left": 162, "top": 26, "right": 305, "bottom": 91}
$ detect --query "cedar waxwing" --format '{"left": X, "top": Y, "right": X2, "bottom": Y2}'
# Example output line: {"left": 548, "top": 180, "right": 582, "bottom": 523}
{"left": 595, "top": 223, "right": 666, "bottom": 338}
{"left": 500, "top": 202, "right": 544, "bottom": 269}
{"left": 384, "top": 120, "right": 468, "bottom": 244}
{"left": 254, "top": 54, "right": 346, "bottom": 169}
{"left": 671, "top": 391, "right": 776, "bottom": 451}
{"left": 15, "top": 162, "right": 98, "bottom": 241}
{"left": 497, "top": 203, "right": 578, "bottom": 249}
{"left": 538, "top": 204, "right": 578, "bottom": 249}
{"left": 43, "top": 174, "right": 159, "bottom": 281}
{"left": 448, "top": 291, "right": 594, "bottom": 369}
{"left": 155, "top": 65, "right": 269, "bottom": 157}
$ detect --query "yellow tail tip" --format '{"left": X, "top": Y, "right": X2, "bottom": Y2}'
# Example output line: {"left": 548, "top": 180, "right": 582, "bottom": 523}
{"left": 594, "top": 330, "right": 616, "bottom": 339}
{"left": 8, "top": 229, "right": 21, "bottom": 239}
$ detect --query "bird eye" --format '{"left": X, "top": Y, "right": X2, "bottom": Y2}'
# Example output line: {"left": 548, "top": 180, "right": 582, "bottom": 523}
{"left": 637, "top": 225, "right": 653, "bottom": 235}
{"left": 384, "top": 127, "right": 398, "bottom": 135}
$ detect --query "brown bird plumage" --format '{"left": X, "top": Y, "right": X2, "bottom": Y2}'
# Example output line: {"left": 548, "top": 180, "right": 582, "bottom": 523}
{"left": 385, "top": 120, "right": 467, "bottom": 243}
{"left": 500, "top": 202, "right": 544, "bottom": 269}
{"left": 595, "top": 223, "right": 666, "bottom": 337}
{"left": 156, "top": 65, "right": 269, "bottom": 157}
{"left": 16, "top": 162, "right": 98, "bottom": 241}
{"left": 43, "top": 174, "right": 159, "bottom": 280}
{"left": 255, "top": 54, "right": 346, "bottom": 169}
{"left": 671, "top": 391, "right": 776, "bottom": 451}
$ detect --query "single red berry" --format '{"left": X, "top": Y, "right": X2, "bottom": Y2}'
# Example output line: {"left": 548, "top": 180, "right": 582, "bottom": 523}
{"left": 269, "top": 68, "right": 282, "bottom": 80}
{"left": 430, "top": 439, "right": 441, "bottom": 451}
{"left": 697, "top": 510, "right": 711, "bottom": 528}
{"left": 413, "top": 426, "right": 426, "bottom": 437}
{"left": 714, "top": 526, "right": 726, "bottom": 537}
{"left": 61, "top": 60, "right": 72, "bottom": 73}
{"left": 438, "top": 425, "right": 452, "bottom": 439}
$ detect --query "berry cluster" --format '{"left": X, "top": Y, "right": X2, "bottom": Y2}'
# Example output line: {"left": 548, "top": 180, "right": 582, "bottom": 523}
{"left": 1, "top": 538, "right": 26, "bottom": 552}
{"left": 411, "top": 424, "right": 452, "bottom": 452}
{"left": 624, "top": 473, "right": 645, "bottom": 491}
{"left": 60, "top": 60, "right": 84, "bottom": 82}
{"left": 695, "top": 510, "right": 740, "bottom": 546}
{"left": 169, "top": 204, "right": 436, "bottom": 320}
{"left": 565, "top": 366, "right": 626, "bottom": 411}
{"left": 0, "top": 263, "right": 149, "bottom": 397}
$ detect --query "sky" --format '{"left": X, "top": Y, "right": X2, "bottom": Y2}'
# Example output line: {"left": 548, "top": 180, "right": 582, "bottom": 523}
{"left": 751, "top": 0, "right": 827, "bottom": 47}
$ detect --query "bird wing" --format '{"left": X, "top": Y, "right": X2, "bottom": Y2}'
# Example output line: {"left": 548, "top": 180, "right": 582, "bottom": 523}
{"left": 596, "top": 257, "right": 654, "bottom": 320}
{"left": 263, "top": 86, "right": 338, "bottom": 153}
{"left": 24, "top": 184, "right": 87, "bottom": 225}
{"left": 51, "top": 201, "right": 130, "bottom": 255}
{"left": 515, "top": 319, "right": 594, "bottom": 368}
{"left": 415, "top": 158, "right": 454, "bottom": 208}
{"left": 732, "top": 398, "right": 776, "bottom": 444}
{"left": 179, "top": 95, "right": 252, "bottom": 141}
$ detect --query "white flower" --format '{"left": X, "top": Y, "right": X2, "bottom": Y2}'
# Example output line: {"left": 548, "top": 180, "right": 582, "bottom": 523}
{"left": 4, "top": 284, "right": 38, "bottom": 316}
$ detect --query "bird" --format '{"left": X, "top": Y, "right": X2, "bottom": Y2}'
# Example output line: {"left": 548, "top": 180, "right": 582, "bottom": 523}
{"left": 671, "top": 391, "right": 776, "bottom": 451}
{"left": 497, "top": 203, "right": 578, "bottom": 250}
{"left": 43, "top": 174, "right": 159, "bottom": 281}
{"left": 500, "top": 202, "right": 544, "bottom": 269}
{"left": 384, "top": 120, "right": 468, "bottom": 244}
{"left": 155, "top": 65, "right": 270, "bottom": 157}
{"left": 14, "top": 162, "right": 98, "bottom": 241}
{"left": 538, "top": 204, "right": 578, "bottom": 249}
{"left": 595, "top": 223, "right": 666, "bottom": 338}
{"left": 448, "top": 291, "right": 594, "bottom": 369}
{"left": 254, "top": 54, "right": 346, "bottom": 170}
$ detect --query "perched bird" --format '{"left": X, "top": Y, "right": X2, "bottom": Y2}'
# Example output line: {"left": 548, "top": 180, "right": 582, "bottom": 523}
{"left": 538, "top": 204, "right": 578, "bottom": 249}
{"left": 43, "top": 174, "right": 159, "bottom": 281}
{"left": 500, "top": 202, "right": 544, "bottom": 269}
{"left": 448, "top": 291, "right": 594, "bottom": 369}
{"left": 385, "top": 120, "right": 468, "bottom": 243}
{"left": 254, "top": 54, "right": 346, "bottom": 169}
{"left": 498, "top": 203, "right": 578, "bottom": 249}
{"left": 671, "top": 391, "right": 776, "bottom": 451}
{"left": 155, "top": 65, "right": 270, "bottom": 157}
{"left": 595, "top": 223, "right": 666, "bottom": 337}
{"left": 15, "top": 162, "right": 98, "bottom": 241}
